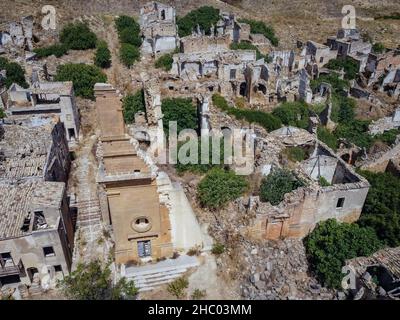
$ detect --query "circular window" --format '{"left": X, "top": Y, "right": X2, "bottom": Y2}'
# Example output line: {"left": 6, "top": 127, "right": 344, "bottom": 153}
{"left": 131, "top": 216, "right": 152, "bottom": 233}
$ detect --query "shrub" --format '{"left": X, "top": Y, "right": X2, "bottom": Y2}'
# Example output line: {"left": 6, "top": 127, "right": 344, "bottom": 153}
{"left": 0, "top": 57, "right": 28, "bottom": 88}
{"left": 310, "top": 73, "right": 349, "bottom": 94}
{"left": 260, "top": 169, "right": 304, "bottom": 205}
{"left": 155, "top": 53, "right": 173, "bottom": 71}
{"left": 115, "top": 15, "right": 140, "bottom": 34}
{"left": 272, "top": 101, "right": 310, "bottom": 129}
{"left": 238, "top": 18, "right": 278, "bottom": 46}
{"left": 357, "top": 171, "right": 400, "bottom": 247}
{"left": 372, "top": 128, "right": 400, "bottom": 146}
{"left": 284, "top": 146, "right": 307, "bottom": 162}
{"left": 55, "top": 63, "right": 107, "bottom": 99}
{"left": 191, "top": 289, "right": 206, "bottom": 300}
{"left": 122, "top": 90, "right": 145, "bottom": 123}
{"left": 119, "top": 43, "right": 140, "bottom": 67}
{"left": 212, "top": 93, "right": 230, "bottom": 111}
{"left": 58, "top": 259, "right": 138, "bottom": 299}
{"left": 0, "top": 108, "right": 5, "bottom": 119}
{"left": 304, "top": 219, "right": 382, "bottom": 289}
{"left": 211, "top": 243, "right": 225, "bottom": 255}
{"left": 372, "top": 42, "right": 386, "bottom": 54}
{"left": 334, "top": 119, "right": 373, "bottom": 149}
{"left": 119, "top": 28, "right": 142, "bottom": 47}
{"left": 317, "top": 126, "right": 337, "bottom": 151}
{"left": 197, "top": 168, "right": 248, "bottom": 209}
{"left": 177, "top": 6, "right": 220, "bottom": 37}
{"left": 94, "top": 40, "right": 111, "bottom": 68}
{"left": 167, "top": 277, "right": 189, "bottom": 299}
{"left": 161, "top": 98, "right": 198, "bottom": 134}
{"left": 34, "top": 43, "right": 69, "bottom": 58}
{"left": 318, "top": 176, "right": 331, "bottom": 187}
{"left": 60, "top": 23, "right": 97, "bottom": 50}
{"left": 325, "top": 58, "right": 359, "bottom": 80}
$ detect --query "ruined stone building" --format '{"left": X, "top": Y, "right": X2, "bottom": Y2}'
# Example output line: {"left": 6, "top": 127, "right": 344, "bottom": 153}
{"left": 5, "top": 81, "right": 80, "bottom": 149}
{"left": 248, "top": 126, "right": 370, "bottom": 240}
{"left": 94, "top": 83, "right": 173, "bottom": 264}
{"left": 140, "top": 1, "right": 178, "bottom": 55}
{"left": 0, "top": 16, "right": 34, "bottom": 53}
{"left": 0, "top": 119, "right": 73, "bottom": 287}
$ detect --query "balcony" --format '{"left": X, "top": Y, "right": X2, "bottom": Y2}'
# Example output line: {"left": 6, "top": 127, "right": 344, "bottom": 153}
{"left": 0, "top": 259, "right": 23, "bottom": 277}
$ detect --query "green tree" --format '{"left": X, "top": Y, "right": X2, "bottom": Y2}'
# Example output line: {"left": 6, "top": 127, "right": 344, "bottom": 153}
{"left": 260, "top": 169, "right": 305, "bottom": 205}
{"left": 272, "top": 101, "right": 310, "bottom": 129}
{"left": 238, "top": 18, "right": 279, "bottom": 46}
{"left": 177, "top": 6, "right": 220, "bottom": 37}
{"left": 334, "top": 119, "right": 373, "bottom": 149}
{"left": 357, "top": 171, "right": 400, "bottom": 247}
{"left": 120, "top": 43, "right": 140, "bottom": 67}
{"left": 304, "top": 219, "right": 382, "bottom": 288}
{"left": 197, "top": 168, "right": 248, "bottom": 209}
{"left": 115, "top": 15, "right": 140, "bottom": 34}
{"left": 55, "top": 63, "right": 107, "bottom": 99}
{"left": 58, "top": 260, "right": 138, "bottom": 300}
{"left": 122, "top": 90, "right": 145, "bottom": 123}
{"left": 155, "top": 53, "right": 173, "bottom": 71}
{"left": 119, "top": 28, "right": 142, "bottom": 47}
{"left": 34, "top": 44, "right": 69, "bottom": 58}
{"left": 372, "top": 42, "right": 386, "bottom": 54}
{"left": 94, "top": 40, "right": 111, "bottom": 68}
{"left": 325, "top": 58, "right": 359, "bottom": 80}
{"left": 60, "top": 23, "right": 97, "bottom": 50}
{"left": 161, "top": 98, "right": 198, "bottom": 134}
{"left": 0, "top": 57, "right": 28, "bottom": 88}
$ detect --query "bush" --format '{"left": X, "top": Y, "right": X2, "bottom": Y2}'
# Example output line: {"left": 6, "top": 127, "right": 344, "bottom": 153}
{"left": 55, "top": 63, "right": 107, "bottom": 99}
{"left": 317, "top": 126, "right": 337, "bottom": 151}
{"left": 318, "top": 176, "right": 331, "bottom": 187}
{"left": 272, "top": 101, "right": 310, "bottom": 129}
{"left": 325, "top": 58, "right": 359, "bottom": 80}
{"left": 94, "top": 40, "right": 111, "bottom": 68}
{"left": 284, "top": 146, "right": 307, "bottom": 162}
{"left": 372, "top": 128, "right": 400, "bottom": 146}
{"left": 0, "top": 57, "right": 28, "bottom": 88}
{"left": 122, "top": 90, "right": 145, "bottom": 123}
{"left": 211, "top": 243, "right": 225, "bottom": 255}
{"left": 334, "top": 119, "right": 373, "bottom": 149}
{"left": 191, "top": 289, "right": 206, "bottom": 300}
{"left": 119, "top": 28, "right": 142, "bottom": 47}
{"left": 34, "top": 43, "right": 69, "bottom": 58}
{"left": 60, "top": 23, "right": 97, "bottom": 50}
{"left": 304, "top": 219, "right": 382, "bottom": 289}
{"left": 0, "top": 108, "right": 5, "bottom": 119}
{"left": 177, "top": 6, "right": 220, "bottom": 37}
{"left": 310, "top": 73, "right": 349, "bottom": 94}
{"left": 58, "top": 259, "right": 138, "bottom": 299}
{"left": 155, "top": 53, "right": 173, "bottom": 71}
{"left": 115, "top": 15, "right": 140, "bottom": 34}
{"left": 372, "top": 42, "right": 386, "bottom": 54}
{"left": 211, "top": 94, "right": 281, "bottom": 132}
{"left": 167, "top": 277, "right": 189, "bottom": 299}
{"left": 357, "top": 171, "right": 400, "bottom": 247}
{"left": 119, "top": 43, "right": 140, "bottom": 67}
{"left": 161, "top": 98, "right": 198, "bottom": 134}
{"left": 260, "top": 169, "right": 304, "bottom": 205}
{"left": 197, "top": 168, "right": 248, "bottom": 209}
{"left": 238, "top": 18, "right": 278, "bottom": 46}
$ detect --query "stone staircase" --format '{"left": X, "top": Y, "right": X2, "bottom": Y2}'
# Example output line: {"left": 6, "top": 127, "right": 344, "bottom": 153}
{"left": 123, "top": 255, "right": 200, "bottom": 292}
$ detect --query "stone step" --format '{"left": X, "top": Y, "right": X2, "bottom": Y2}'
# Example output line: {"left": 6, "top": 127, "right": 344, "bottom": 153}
{"left": 133, "top": 270, "right": 188, "bottom": 287}
{"left": 131, "top": 266, "right": 191, "bottom": 282}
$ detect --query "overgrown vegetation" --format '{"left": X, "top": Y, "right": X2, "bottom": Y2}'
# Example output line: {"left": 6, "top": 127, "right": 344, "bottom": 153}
{"left": 115, "top": 15, "right": 141, "bottom": 67}
{"left": 191, "top": 289, "right": 206, "bottom": 300}
{"left": 317, "top": 126, "right": 338, "bottom": 151}
{"left": 176, "top": 6, "right": 220, "bottom": 37}
{"left": 260, "top": 168, "right": 305, "bottom": 205}
{"left": 372, "top": 128, "right": 400, "bottom": 146}
{"left": 318, "top": 176, "right": 331, "bottom": 187}
{"left": 58, "top": 259, "right": 138, "bottom": 299}
{"left": 94, "top": 40, "right": 111, "bottom": 68}
{"left": 325, "top": 57, "right": 359, "bottom": 80}
{"left": 304, "top": 219, "right": 382, "bottom": 289}
{"left": 211, "top": 243, "right": 225, "bottom": 255}
{"left": 238, "top": 18, "right": 279, "bottom": 46}
{"left": 197, "top": 168, "right": 248, "bottom": 209}
{"left": 310, "top": 73, "right": 350, "bottom": 94}
{"left": 161, "top": 98, "right": 198, "bottom": 134}
{"left": 284, "top": 146, "right": 307, "bottom": 162}
{"left": 167, "top": 277, "right": 189, "bottom": 299}
{"left": 55, "top": 63, "right": 107, "bottom": 99}
{"left": 0, "top": 57, "right": 28, "bottom": 88}
{"left": 122, "top": 90, "right": 146, "bottom": 123}
{"left": 155, "top": 53, "right": 173, "bottom": 71}
{"left": 34, "top": 43, "right": 69, "bottom": 58}
{"left": 272, "top": 101, "right": 310, "bottom": 129}
{"left": 357, "top": 171, "right": 400, "bottom": 247}
{"left": 212, "top": 94, "right": 281, "bottom": 132}
{"left": 372, "top": 42, "right": 386, "bottom": 54}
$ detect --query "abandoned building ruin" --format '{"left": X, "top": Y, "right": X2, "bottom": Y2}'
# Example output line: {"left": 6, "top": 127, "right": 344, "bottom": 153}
{"left": 0, "top": 16, "right": 34, "bottom": 54}
{"left": 0, "top": 118, "right": 74, "bottom": 288}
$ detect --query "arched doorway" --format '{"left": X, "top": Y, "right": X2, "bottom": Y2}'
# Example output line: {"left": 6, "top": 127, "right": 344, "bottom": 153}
{"left": 239, "top": 82, "right": 247, "bottom": 97}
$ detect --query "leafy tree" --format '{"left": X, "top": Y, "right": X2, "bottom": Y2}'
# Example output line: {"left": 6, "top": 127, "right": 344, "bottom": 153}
{"left": 58, "top": 260, "right": 138, "bottom": 300}
{"left": 238, "top": 18, "right": 279, "bottom": 46}
{"left": 94, "top": 40, "right": 111, "bottom": 68}
{"left": 260, "top": 168, "right": 305, "bottom": 205}
{"left": 155, "top": 53, "right": 173, "bottom": 71}
{"left": 284, "top": 146, "right": 307, "bottom": 162}
{"left": 197, "top": 168, "right": 248, "bottom": 209}
{"left": 272, "top": 101, "right": 310, "bottom": 129}
{"left": 55, "top": 63, "right": 107, "bottom": 99}
{"left": 0, "top": 57, "right": 28, "bottom": 88}
{"left": 161, "top": 98, "right": 198, "bottom": 134}
{"left": 357, "top": 171, "right": 400, "bottom": 247}
{"left": 325, "top": 58, "right": 359, "bottom": 80}
{"left": 122, "top": 90, "right": 145, "bottom": 123}
{"left": 118, "top": 28, "right": 142, "bottom": 47}
{"left": 115, "top": 15, "right": 140, "bottom": 34}
{"left": 372, "top": 42, "right": 386, "bottom": 54}
{"left": 310, "top": 73, "right": 349, "bottom": 94}
{"left": 60, "top": 23, "right": 97, "bottom": 50}
{"left": 177, "top": 6, "right": 220, "bottom": 37}
{"left": 317, "top": 126, "right": 337, "bottom": 151}
{"left": 304, "top": 219, "right": 382, "bottom": 288}
{"left": 34, "top": 44, "right": 69, "bottom": 58}
{"left": 119, "top": 43, "right": 140, "bottom": 67}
